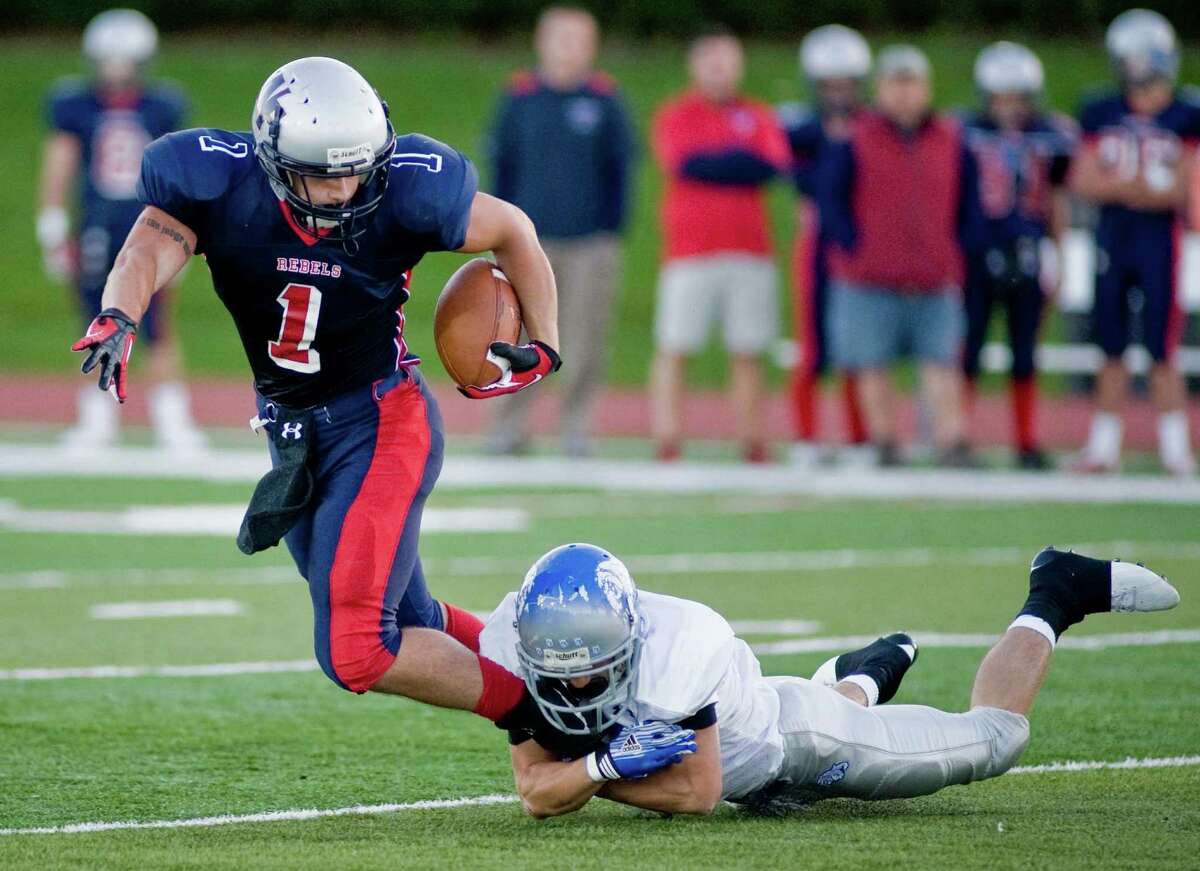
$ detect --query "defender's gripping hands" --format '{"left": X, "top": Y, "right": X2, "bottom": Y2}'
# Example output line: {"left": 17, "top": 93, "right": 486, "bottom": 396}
{"left": 458, "top": 340, "right": 561, "bottom": 399}
{"left": 585, "top": 721, "right": 698, "bottom": 783}
{"left": 72, "top": 308, "right": 138, "bottom": 404}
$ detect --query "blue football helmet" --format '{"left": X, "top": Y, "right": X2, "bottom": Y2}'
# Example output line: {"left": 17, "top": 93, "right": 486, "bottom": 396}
{"left": 514, "top": 543, "right": 643, "bottom": 736}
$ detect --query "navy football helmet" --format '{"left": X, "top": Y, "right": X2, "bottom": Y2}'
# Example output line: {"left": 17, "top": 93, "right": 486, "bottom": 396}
{"left": 514, "top": 543, "right": 643, "bottom": 736}
{"left": 252, "top": 57, "right": 396, "bottom": 246}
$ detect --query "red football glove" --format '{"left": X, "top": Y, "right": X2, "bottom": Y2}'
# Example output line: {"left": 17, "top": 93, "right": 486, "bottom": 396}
{"left": 458, "top": 340, "right": 561, "bottom": 399}
{"left": 71, "top": 308, "right": 138, "bottom": 404}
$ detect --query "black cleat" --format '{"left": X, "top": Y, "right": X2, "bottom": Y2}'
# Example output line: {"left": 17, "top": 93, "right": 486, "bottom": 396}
{"left": 1028, "top": 546, "right": 1180, "bottom": 625}
{"left": 811, "top": 632, "right": 918, "bottom": 705}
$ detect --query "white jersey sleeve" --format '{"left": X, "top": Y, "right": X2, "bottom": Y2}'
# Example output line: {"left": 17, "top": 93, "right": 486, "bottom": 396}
{"left": 630, "top": 592, "right": 735, "bottom": 722}
{"left": 478, "top": 591, "right": 522, "bottom": 676}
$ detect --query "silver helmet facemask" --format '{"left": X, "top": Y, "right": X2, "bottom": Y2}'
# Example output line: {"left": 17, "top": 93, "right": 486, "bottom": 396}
{"left": 255, "top": 117, "right": 395, "bottom": 246}
{"left": 516, "top": 631, "right": 642, "bottom": 736}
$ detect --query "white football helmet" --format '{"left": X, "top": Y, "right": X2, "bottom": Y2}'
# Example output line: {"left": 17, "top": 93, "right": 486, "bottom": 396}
{"left": 974, "top": 41, "right": 1044, "bottom": 97}
{"left": 251, "top": 57, "right": 396, "bottom": 244}
{"left": 82, "top": 8, "right": 158, "bottom": 66}
{"left": 1106, "top": 9, "right": 1179, "bottom": 85}
{"left": 799, "top": 24, "right": 872, "bottom": 82}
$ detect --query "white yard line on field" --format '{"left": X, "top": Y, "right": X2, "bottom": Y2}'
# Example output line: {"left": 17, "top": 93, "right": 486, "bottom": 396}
{"left": 89, "top": 599, "right": 247, "bottom": 620}
{"left": 0, "top": 502, "right": 528, "bottom": 537}
{"left": 4, "top": 628, "right": 1199, "bottom": 682}
{"left": 3, "top": 540, "right": 1197, "bottom": 591}
{"left": 2, "top": 444, "right": 1199, "bottom": 503}
{"left": 2, "top": 756, "right": 1197, "bottom": 836}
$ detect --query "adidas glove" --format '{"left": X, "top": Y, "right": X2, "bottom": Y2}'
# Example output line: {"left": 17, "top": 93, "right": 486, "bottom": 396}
{"left": 585, "top": 721, "right": 697, "bottom": 782}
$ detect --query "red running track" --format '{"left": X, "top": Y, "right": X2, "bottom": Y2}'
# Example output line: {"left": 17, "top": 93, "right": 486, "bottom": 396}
{"left": 1, "top": 374, "right": 1195, "bottom": 451}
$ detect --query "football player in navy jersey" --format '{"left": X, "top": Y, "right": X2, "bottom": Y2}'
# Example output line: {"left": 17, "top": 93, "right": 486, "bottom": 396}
{"left": 39, "top": 9, "right": 206, "bottom": 454}
{"left": 71, "top": 57, "right": 561, "bottom": 730}
{"left": 777, "top": 25, "right": 871, "bottom": 467}
{"left": 1071, "top": 9, "right": 1198, "bottom": 476}
{"left": 961, "top": 42, "right": 1076, "bottom": 470}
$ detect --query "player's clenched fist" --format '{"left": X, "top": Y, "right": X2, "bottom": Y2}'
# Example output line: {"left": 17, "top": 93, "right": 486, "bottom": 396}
{"left": 457, "top": 341, "right": 562, "bottom": 399}
{"left": 71, "top": 307, "right": 138, "bottom": 403}
{"left": 585, "top": 721, "right": 697, "bottom": 782}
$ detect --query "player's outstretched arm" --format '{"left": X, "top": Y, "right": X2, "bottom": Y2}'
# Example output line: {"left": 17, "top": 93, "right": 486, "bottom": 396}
{"left": 459, "top": 192, "right": 560, "bottom": 352}
{"left": 71, "top": 206, "right": 195, "bottom": 402}
{"left": 597, "top": 724, "right": 722, "bottom": 816}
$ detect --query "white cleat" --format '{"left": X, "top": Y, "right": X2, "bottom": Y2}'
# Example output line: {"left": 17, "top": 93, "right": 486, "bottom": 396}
{"left": 1110, "top": 560, "right": 1180, "bottom": 613}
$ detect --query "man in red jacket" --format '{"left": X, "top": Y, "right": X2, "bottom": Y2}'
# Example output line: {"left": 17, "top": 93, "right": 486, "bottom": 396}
{"left": 650, "top": 27, "right": 791, "bottom": 463}
{"left": 819, "top": 46, "right": 984, "bottom": 467}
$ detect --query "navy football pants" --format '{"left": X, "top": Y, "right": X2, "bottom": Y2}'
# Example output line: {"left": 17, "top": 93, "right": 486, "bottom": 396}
{"left": 1092, "top": 226, "right": 1183, "bottom": 363}
{"left": 259, "top": 366, "right": 445, "bottom": 693}
{"left": 962, "top": 260, "right": 1044, "bottom": 382}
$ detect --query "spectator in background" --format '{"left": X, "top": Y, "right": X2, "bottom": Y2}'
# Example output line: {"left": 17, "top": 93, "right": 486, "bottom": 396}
{"left": 779, "top": 24, "right": 872, "bottom": 467}
{"left": 38, "top": 9, "right": 205, "bottom": 454}
{"left": 650, "top": 26, "right": 790, "bottom": 463}
{"left": 961, "top": 42, "right": 1075, "bottom": 470}
{"left": 485, "top": 6, "right": 634, "bottom": 457}
{"left": 819, "top": 45, "right": 984, "bottom": 467}
{"left": 1070, "top": 9, "right": 1197, "bottom": 476}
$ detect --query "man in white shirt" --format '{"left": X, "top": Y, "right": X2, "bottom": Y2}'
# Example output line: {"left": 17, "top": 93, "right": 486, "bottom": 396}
{"left": 480, "top": 542, "right": 1179, "bottom": 816}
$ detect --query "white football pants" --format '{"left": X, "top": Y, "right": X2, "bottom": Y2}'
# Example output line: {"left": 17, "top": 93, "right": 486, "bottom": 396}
{"left": 763, "top": 676, "right": 1030, "bottom": 802}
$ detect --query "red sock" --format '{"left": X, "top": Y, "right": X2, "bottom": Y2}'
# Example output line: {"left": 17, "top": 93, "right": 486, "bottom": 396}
{"left": 443, "top": 603, "right": 483, "bottom": 653}
{"left": 842, "top": 375, "right": 868, "bottom": 444}
{"left": 1012, "top": 377, "right": 1037, "bottom": 452}
{"left": 472, "top": 655, "right": 527, "bottom": 723}
{"left": 792, "top": 371, "right": 818, "bottom": 441}
{"left": 962, "top": 377, "right": 978, "bottom": 413}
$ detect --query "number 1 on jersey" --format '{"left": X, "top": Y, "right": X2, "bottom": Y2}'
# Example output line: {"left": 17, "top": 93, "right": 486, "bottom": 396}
{"left": 268, "top": 283, "right": 322, "bottom": 373}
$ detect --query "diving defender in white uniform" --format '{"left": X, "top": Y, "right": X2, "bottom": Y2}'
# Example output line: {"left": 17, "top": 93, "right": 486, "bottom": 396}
{"left": 480, "top": 543, "right": 1180, "bottom": 817}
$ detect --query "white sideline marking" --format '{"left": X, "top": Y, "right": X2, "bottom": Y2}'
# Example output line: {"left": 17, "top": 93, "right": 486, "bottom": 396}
{"left": 89, "top": 599, "right": 246, "bottom": 620}
{"left": 0, "top": 793, "right": 520, "bottom": 836}
{"left": 2, "top": 540, "right": 1199, "bottom": 591}
{"left": 0, "top": 659, "right": 317, "bottom": 681}
{"left": 4, "top": 629, "right": 1199, "bottom": 682}
{"left": 1008, "top": 755, "right": 1200, "bottom": 775}
{"left": 0, "top": 503, "right": 529, "bottom": 537}
{"left": 752, "top": 629, "right": 1200, "bottom": 656}
{"left": 2, "top": 756, "right": 1198, "bottom": 836}
{"left": 2, "top": 445, "right": 1199, "bottom": 504}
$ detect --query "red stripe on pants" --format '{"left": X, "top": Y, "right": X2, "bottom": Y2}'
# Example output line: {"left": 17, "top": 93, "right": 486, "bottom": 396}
{"left": 790, "top": 203, "right": 821, "bottom": 441}
{"left": 329, "top": 381, "right": 431, "bottom": 693}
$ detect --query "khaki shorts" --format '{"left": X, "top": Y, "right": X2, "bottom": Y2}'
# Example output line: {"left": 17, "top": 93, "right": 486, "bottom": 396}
{"left": 655, "top": 254, "right": 779, "bottom": 355}
{"left": 759, "top": 677, "right": 1029, "bottom": 804}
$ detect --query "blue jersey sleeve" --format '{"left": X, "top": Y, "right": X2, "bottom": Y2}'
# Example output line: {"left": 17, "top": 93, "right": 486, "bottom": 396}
{"left": 1078, "top": 93, "right": 1117, "bottom": 136}
{"left": 389, "top": 134, "right": 479, "bottom": 252}
{"left": 45, "top": 79, "right": 89, "bottom": 136}
{"left": 137, "top": 128, "right": 251, "bottom": 252}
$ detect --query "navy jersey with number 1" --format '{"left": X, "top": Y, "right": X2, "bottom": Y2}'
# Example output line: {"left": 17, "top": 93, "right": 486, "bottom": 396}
{"left": 137, "top": 127, "right": 478, "bottom": 407}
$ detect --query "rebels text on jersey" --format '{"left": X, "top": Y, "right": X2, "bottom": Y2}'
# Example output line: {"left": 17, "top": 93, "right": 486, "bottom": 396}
{"left": 47, "top": 78, "right": 188, "bottom": 232}
{"left": 137, "top": 128, "right": 477, "bottom": 407}
{"left": 962, "top": 112, "right": 1075, "bottom": 243}
{"left": 1079, "top": 91, "right": 1200, "bottom": 235}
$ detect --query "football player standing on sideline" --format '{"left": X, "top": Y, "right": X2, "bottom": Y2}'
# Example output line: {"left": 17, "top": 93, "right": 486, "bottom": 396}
{"left": 40, "top": 9, "right": 206, "bottom": 454}
{"left": 961, "top": 43, "right": 1076, "bottom": 470}
{"left": 485, "top": 6, "right": 635, "bottom": 457}
{"left": 778, "top": 24, "right": 872, "bottom": 467}
{"left": 650, "top": 26, "right": 791, "bottom": 463}
{"left": 71, "top": 57, "right": 561, "bottom": 731}
{"left": 1071, "top": 9, "right": 1198, "bottom": 476}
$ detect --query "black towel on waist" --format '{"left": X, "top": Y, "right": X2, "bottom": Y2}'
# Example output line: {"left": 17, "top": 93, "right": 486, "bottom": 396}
{"left": 237, "top": 409, "right": 316, "bottom": 555}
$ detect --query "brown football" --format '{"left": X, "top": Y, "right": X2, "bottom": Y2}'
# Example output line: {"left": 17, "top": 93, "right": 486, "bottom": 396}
{"left": 433, "top": 258, "right": 522, "bottom": 390}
